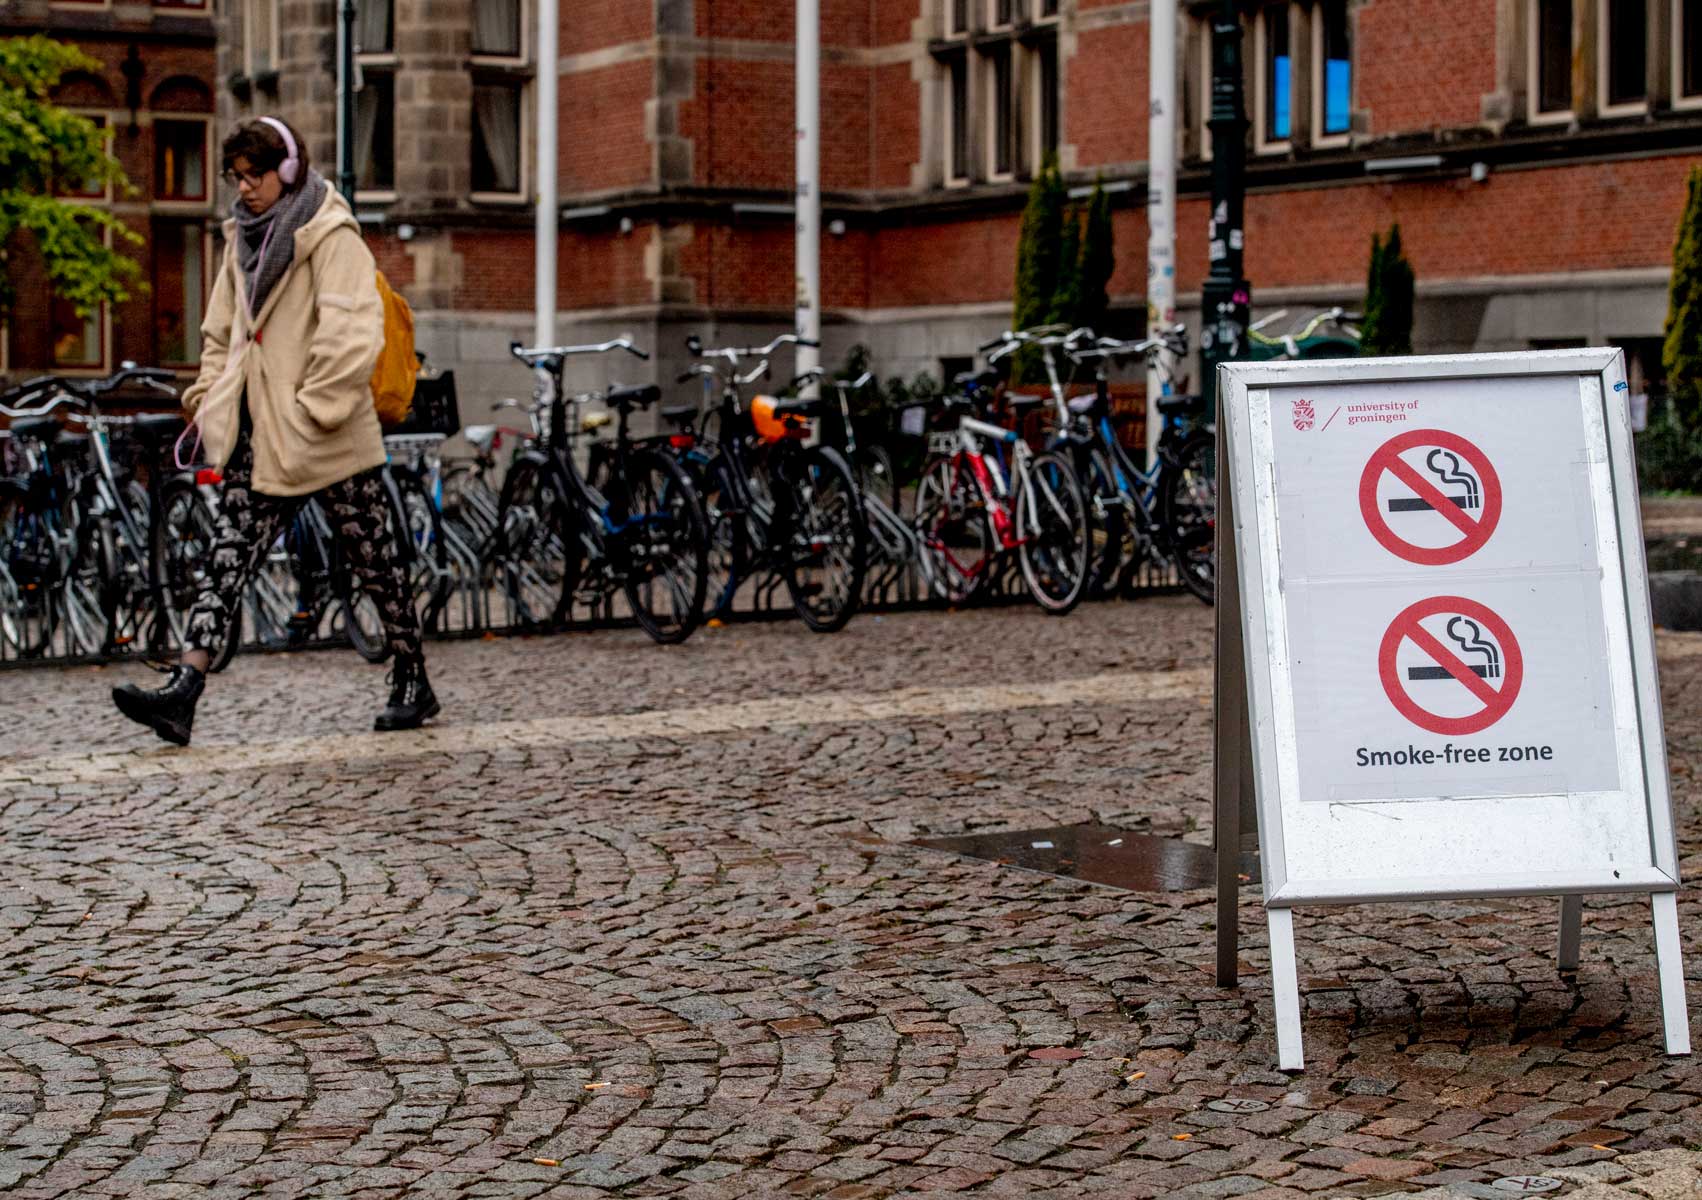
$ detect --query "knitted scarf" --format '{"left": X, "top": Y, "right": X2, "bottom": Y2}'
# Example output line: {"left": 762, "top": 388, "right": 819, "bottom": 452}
{"left": 233, "top": 168, "right": 328, "bottom": 318}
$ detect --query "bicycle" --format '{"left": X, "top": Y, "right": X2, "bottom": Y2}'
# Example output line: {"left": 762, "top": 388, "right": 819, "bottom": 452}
{"left": 910, "top": 338, "right": 1091, "bottom": 614}
{"left": 677, "top": 332, "right": 870, "bottom": 633}
{"left": 1028, "top": 325, "right": 1216, "bottom": 605}
{"left": 1248, "top": 306, "right": 1363, "bottom": 360}
{"left": 493, "top": 337, "right": 710, "bottom": 644}
{"left": 0, "top": 365, "right": 198, "bottom": 660}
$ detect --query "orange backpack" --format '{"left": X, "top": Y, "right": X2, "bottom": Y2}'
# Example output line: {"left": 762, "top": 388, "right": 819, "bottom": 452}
{"left": 370, "top": 269, "right": 418, "bottom": 427}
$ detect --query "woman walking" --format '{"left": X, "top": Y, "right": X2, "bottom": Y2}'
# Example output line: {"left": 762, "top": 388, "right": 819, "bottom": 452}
{"left": 113, "top": 117, "right": 439, "bottom": 745}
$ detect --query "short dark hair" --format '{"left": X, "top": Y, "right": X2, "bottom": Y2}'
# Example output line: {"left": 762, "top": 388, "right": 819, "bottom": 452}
{"left": 221, "top": 118, "right": 309, "bottom": 188}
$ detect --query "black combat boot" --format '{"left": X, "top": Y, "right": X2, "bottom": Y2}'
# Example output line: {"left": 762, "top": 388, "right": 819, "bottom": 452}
{"left": 374, "top": 654, "right": 440, "bottom": 731}
{"left": 112, "top": 664, "right": 206, "bottom": 747}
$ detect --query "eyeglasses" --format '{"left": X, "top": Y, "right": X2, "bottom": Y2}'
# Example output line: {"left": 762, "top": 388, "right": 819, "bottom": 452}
{"left": 220, "top": 167, "right": 271, "bottom": 188}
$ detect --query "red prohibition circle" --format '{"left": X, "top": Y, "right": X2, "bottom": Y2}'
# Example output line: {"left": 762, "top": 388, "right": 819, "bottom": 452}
{"left": 1377, "top": 596, "right": 1524, "bottom": 736}
{"left": 1358, "top": 429, "right": 1503, "bottom": 566}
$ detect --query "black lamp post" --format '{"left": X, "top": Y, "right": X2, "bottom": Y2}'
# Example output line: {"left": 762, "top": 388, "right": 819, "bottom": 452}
{"left": 1199, "top": 0, "right": 1250, "bottom": 409}
{"left": 338, "top": 0, "right": 358, "bottom": 201}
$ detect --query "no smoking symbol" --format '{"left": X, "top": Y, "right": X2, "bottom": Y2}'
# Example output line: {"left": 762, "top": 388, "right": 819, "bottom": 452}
{"left": 1359, "top": 429, "right": 1502, "bottom": 565}
{"left": 1378, "top": 597, "right": 1524, "bottom": 735}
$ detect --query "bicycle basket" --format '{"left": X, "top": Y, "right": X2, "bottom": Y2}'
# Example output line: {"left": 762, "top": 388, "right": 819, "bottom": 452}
{"left": 388, "top": 370, "right": 461, "bottom": 437}
{"left": 750, "top": 395, "right": 812, "bottom": 443}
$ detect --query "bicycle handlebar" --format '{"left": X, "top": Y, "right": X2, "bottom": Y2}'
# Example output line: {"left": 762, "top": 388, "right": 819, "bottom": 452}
{"left": 510, "top": 336, "right": 649, "bottom": 364}
{"left": 687, "top": 332, "right": 820, "bottom": 364}
{"left": 0, "top": 364, "right": 177, "bottom": 417}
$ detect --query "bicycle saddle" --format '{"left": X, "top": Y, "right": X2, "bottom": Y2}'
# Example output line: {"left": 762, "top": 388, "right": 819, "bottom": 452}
{"left": 463, "top": 424, "right": 496, "bottom": 451}
{"left": 954, "top": 369, "right": 1001, "bottom": 390}
{"left": 660, "top": 404, "right": 698, "bottom": 428}
{"left": 1156, "top": 394, "right": 1205, "bottom": 415}
{"left": 1067, "top": 395, "right": 1100, "bottom": 416}
{"left": 581, "top": 412, "right": 614, "bottom": 432}
{"left": 7, "top": 416, "right": 61, "bottom": 444}
{"left": 1006, "top": 394, "right": 1045, "bottom": 413}
{"left": 768, "top": 396, "right": 828, "bottom": 418}
{"left": 607, "top": 383, "right": 661, "bottom": 410}
{"left": 130, "top": 412, "right": 187, "bottom": 441}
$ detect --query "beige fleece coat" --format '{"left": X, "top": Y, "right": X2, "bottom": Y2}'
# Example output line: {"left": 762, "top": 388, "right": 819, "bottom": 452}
{"left": 181, "top": 187, "right": 387, "bottom": 497}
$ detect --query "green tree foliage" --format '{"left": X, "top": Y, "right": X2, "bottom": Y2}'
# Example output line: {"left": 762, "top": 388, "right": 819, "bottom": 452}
{"left": 1360, "top": 224, "right": 1415, "bottom": 356}
{"left": 0, "top": 36, "right": 142, "bottom": 319}
{"left": 1045, "top": 206, "right": 1083, "bottom": 330}
{"left": 1663, "top": 165, "right": 1702, "bottom": 430}
{"left": 1077, "top": 178, "right": 1115, "bottom": 335}
{"left": 1012, "top": 155, "right": 1065, "bottom": 382}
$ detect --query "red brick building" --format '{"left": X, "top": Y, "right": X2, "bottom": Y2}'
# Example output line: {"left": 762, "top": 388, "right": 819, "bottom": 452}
{"left": 8, "top": 1, "right": 1699, "bottom": 410}
{"left": 0, "top": 0, "right": 218, "bottom": 382}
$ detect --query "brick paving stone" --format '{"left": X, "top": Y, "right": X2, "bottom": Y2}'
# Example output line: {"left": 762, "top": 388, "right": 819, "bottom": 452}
{"left": 0, "top": 604, "right": 1699, "bottom": 1196}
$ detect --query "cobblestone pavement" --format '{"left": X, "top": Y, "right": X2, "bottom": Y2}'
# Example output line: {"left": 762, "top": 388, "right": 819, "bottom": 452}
{"left": 2, "top": 597, "right": 1701, "bottom": 1199}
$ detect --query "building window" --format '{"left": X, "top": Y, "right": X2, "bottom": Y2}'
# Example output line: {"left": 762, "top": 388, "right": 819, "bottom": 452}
{"left": 56, "top": 114, "right": 110, "bottom": 199}
{"left": 245, "top": 0, "right": 277, "bottom": 76}
{"left": 988, "top": 45, "right": 1014, "bottom": 177}
{"left": 357, "top": 0, "right": 393, "bottom": 53}
{"left": 354, "top": 72, "right": 395, "bottom": 194}
{"left": 934, "top": 0, "right": 1056, "bottom": 187}
{"left": 1531, "top": 0, "right": 1573, "bottom": 117}
{"left": 1602, "top": 0, "right": 1647, "bottom": 110}
{"left": 947, "top": 54, "right": 970, "bottom": 183}
{"left": 1315, "top": 0, "right": 1352, "bottom": 139}
{"left": 50, "top": 298, "right": 101, "bottom": 370}
{"left": 472, "top": 83, "right": 524, "bottom": 196}
{"left": 1258, "top": 5, "right": 1293, "bottom": 147}
{"left": 153, "top": 222, "right": 205, "bottom": 366}
{"left": 1680, "top": 0, "right": 1702, "bottom": 101}
{"left": 1036, "top": 38, "right": 1060, "bottom": 162}
{"left": 472, "top": 0, "right": 523, "bottom": 57}
{"left": 154, "top": 119, "right": 208, "bottom": 202}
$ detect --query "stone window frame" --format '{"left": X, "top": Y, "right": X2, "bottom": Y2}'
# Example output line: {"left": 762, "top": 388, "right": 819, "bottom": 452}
{"left": 1677, "top": 0, "right": 1702, "bottom": 107}
{"left": 1253, "top": 2, "right": 1295, "bottom": 154}
{"left": 151, "top": 219, "right": 212, "bottom": 368}
{"left": 469, "top": 0, "right": 533, "bottom": 205}
{"left": 1309, "top": 0, "right": 1354, "bottom": 147}
{"left": 243, "top": 0, "right": 279, "bottom": 80}
{"left": 1598, "top": 0, "right": 1651, "bottom": 113}
{"left": 354, "top": 0, "right": 399, "bottom": 205}
{"left": 1527, "top": 0, "right": 1577, "bottom": 123}
{"left": 152, "top": 114, "right": 214, "bottom": 212}
{"left": 933, "top": 0, "right": 1061, "bottom": 188}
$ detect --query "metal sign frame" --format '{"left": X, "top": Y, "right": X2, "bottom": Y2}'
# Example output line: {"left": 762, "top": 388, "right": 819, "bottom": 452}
{"left": 1213, "top": 349, "right": 1689, "bottom": 1070}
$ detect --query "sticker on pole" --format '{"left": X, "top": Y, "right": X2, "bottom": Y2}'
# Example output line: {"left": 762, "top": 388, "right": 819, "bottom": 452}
{"left": 1359, "top": 429, "right": 1502, "bottom": 565}
{"left": 1378, "top": 596, "right": 1524, "bottom": 736}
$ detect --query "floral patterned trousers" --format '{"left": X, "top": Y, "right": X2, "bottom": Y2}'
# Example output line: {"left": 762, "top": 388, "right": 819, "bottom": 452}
{"left": 183, "top": 431, "right": 422, "bottom": 661}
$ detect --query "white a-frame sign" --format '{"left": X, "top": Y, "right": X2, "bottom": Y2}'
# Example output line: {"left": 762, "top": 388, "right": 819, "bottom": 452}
{"left": 1214, "top": 349, "right": 1689, "bottom": 1071}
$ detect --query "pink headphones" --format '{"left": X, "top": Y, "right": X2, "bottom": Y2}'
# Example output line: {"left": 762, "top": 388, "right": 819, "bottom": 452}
{"left": 257, "top": 116, "right": 300, "bottom": 185}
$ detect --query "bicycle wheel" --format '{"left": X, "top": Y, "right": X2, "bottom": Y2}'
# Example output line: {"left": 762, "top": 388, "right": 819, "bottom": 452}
{"left": 392, "top": 467, "right": 451, "bottom": 632}
{"left": 780, "top": 446, "right": 868, "bottom": 633}
{"left": 66, "top": 515, "right": 118, "bottom": 658}
{"left": 1016, "top": 451, "right": 1091, "bottom": 615}
{"left": 0, "top": 484, "right": 59, "bottom": 657}
{"left": 1083, "top": 449, "right": 1129, "bottom": 599}
{"left": 1159, "top": 430, "right": 1217, "bottom": 606}
{"left": 911, "top": 454, "right": 993, "bottom": 605}
{"left": 855, "top": 444, "right": 900, "bottom": 515}
{"left": 154, "top": 477, "right": 241, "bottom": 672}
{"left": 618, "top": 449, "right": 709, "bottom": 644}
{"left": 342, "top": 590, "right": 389, "bottom": 662}
{"left": 699, "top": 458, "right": 747, "bottom": 621}
{"left": 490, "top": 453, "right": 574, "bottom": 630}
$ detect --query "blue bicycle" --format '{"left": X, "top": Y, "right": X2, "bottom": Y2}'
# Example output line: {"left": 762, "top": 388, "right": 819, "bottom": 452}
{"left": 1012, "top": 324, "right": 1215, "bottom": 604}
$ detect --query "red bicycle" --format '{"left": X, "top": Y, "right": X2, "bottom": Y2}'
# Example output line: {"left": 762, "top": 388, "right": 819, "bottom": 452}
{"left": 910, "top": 390, "right": 1091, "bottom": 614}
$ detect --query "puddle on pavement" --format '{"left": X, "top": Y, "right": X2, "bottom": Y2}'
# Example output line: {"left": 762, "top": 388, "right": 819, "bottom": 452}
{"left": 913, "top": 822, "right": 1260, "bottom": 893}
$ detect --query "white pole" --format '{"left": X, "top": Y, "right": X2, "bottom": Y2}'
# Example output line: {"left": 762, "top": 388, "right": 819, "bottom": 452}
{"left": 535, "top": 0, "right": 559, "bottom": 348}
{"left": 1146, "top": 0, "right": 1178, "bottom": 466}
{"left": 795, "top": 0, "right": 822, "bottom": 396}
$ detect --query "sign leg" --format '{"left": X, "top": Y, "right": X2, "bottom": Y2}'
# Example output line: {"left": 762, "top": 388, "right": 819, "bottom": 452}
{"left": 1214, "top": 443, "right": 1247, "bottom": 989}
{"left": 1558, "top": 894, "right": 1582, "bottom": 972}
{"left": 1267, "top": 907, "right": 1304, "bottom": 1071}
{"left": 1651, "top": 892, "right": 1691, "bottom": 1056}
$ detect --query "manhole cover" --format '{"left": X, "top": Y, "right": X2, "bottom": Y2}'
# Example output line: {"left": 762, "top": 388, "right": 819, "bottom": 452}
{"left": 1206, "top": 1098, "right": 1270, "bottom": 1114}
{"left": 911, "top": 823, "right": 1260, "bottom": 893}
{"left": 1491, "top": 1178, "right": 1562, "bottom": 1194}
